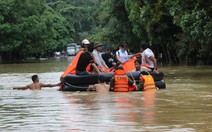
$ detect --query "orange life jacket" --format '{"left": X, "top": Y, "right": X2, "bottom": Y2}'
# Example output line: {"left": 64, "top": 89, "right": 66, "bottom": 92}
{"left": 61, "top": 49, "right": 85, "bottom": 77}
{"left": 140, "top": 74, "right": 157, "bottom": 92}
{"left": 114, "top": 69, "right": 129, "bottom": 92}
{"left": 122, "top": 58, "right": 136, "bottom": 72}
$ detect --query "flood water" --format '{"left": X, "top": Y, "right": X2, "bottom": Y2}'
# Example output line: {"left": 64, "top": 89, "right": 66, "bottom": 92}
{"left": 0, "top": 57, "right": 211, "bottom": 132}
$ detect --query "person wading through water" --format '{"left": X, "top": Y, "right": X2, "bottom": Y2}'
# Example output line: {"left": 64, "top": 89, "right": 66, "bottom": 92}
{"left": 110, "top": 65, "right": 137, "bottom": 92}
{"left": 88, "top": 75, "right": 110, "bottom": 93}
{"left": 13, "top": 75, "right": 60, "bottom": 90}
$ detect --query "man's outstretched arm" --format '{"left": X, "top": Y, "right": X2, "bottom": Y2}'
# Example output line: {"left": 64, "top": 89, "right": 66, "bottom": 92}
{"left": 13, "top": 85, "right": 30, "bottom": 90}
{"left": 40, "top": 83, "right": 60, "bottom": 88}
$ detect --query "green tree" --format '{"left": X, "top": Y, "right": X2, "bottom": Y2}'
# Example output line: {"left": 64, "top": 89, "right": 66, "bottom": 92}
{"left": 167, "top": 0, "right": 212, "bottom": 64}
{"left": 92, "top": 0, "right": 140, "bottom": 50}
{"left": 46, "top": 0, "right": 100, "bottom": 42}
{"left": 95, "top": 0, "right": 212, "bottom": 64}
{"left": 0, "top": 0, "right": 72, "bottom": 61}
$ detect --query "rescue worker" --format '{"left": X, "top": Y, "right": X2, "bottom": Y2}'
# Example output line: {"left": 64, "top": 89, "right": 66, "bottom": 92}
{"left": 138, "top": 71, "right": 157, "bottom": 92}
{"left": 110, "top": 66, "right": 137, "bottom": 92}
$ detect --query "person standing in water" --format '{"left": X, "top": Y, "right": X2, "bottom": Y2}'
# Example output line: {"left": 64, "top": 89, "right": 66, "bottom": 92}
{"left": 110, "top": 66, "right": 137, "bottom": 92}
{"left": 13, "top": 75, "right": 60, "bottom": 90}
{"left": 88, "top": 75, "right": 110, "bottom": 93}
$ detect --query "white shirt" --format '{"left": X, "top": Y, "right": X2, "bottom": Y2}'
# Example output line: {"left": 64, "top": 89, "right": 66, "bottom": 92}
{"left": 116, "top": 49, "right": 130, "bottom": 63}
{"left": 132, "top": 66, "right": 151, "bottom": 72}
{"left": 141, "top": 48, "right": 155, "bottom": 68}
{"left": 92, "top": 49, "right": 108, "bottom": 69}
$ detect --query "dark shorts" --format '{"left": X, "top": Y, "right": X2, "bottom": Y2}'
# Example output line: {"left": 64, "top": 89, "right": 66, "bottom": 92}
{"left": 149, "top": 68, "right": 154, "bottom": 72}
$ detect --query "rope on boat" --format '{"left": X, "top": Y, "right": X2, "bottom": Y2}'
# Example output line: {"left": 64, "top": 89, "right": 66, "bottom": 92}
{"left": 64, "top": 82, "right": 89, "bottom": 89}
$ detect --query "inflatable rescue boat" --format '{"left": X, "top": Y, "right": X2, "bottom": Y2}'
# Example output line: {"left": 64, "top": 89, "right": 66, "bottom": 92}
{"left": 60, "top": 71, "right": 166, "bottom": 91}
{"left": 60, "top": 50, "right": 166, "bottom": 91}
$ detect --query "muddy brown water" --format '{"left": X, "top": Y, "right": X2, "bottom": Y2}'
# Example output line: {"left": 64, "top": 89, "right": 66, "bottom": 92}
{"left": 0, "top": 57, "right": 211, "bottom": 132}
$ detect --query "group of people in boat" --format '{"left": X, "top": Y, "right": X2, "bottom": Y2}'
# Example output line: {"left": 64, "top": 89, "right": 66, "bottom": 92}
{"left": 75, "top": 39, "right": 158, "bottom": 76}
{"left": 76, "top": 39, "right": 158, "bottom": 93}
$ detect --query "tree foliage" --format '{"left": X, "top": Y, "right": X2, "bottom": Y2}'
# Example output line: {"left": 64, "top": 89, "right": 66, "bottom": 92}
{"left": 0, "top": 0, "right": 72, "bottom": 60}
{"left": 0, "top": 0, "right": 211, "bottom": 64}
{"left": 166, "top": 0, "right": 212, "bottom": 64}
{"left": 46, "top": 0, "right": 100, "bottom": 41}
{"left": 96, "top": 0, "right": 212, "bottom": 64}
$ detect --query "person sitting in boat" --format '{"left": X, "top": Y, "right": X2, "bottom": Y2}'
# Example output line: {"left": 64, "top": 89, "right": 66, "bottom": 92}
{"left": 140, "top": 43, "right": 158, "bottom": 72}
{"left": 122, "top": 41, "right": 132, "bottom": 55}
{"left": 76, "top": 43, "right": 101, "bottom": 75}
{"left": 88, "top": 75, "right": 110, "bottom": 93}
{"left": 102, "top": 47, "right": 116, "bottom": 69}
{"left": 110, "top": 66, "right": 137, "bottom": 92}
{"left": 13, "top": 75, "right": 60, "bottom": 90}
{"left": 133, "top": 60, "right": 151, "bottom": 72}
{"left": 60, "top": 39, "right": 94, "bottom": 78}
{"left": 89, "top": 63, "right": 98, "bottom": 74}
{"left": 115, "top": 43, "right": 133, "bottom": 64}
{"left": 92, "top": 42, "right": 109, "bottom": 72}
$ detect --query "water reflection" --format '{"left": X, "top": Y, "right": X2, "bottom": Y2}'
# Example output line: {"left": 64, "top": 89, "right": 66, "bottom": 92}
{"left": 60, "top": 92, "right": 114, "bottom": 131}
{"left": 142, "top": 92, "right": 156, "bottom": 124}
{"left": 112, "top": 92, "right": 157, "bottom": 125}
{"left": 113, "top": 93, "right": 137, "bottom": 123}
{"left": 60, "top": 92, "right": 158, "bottom": 131}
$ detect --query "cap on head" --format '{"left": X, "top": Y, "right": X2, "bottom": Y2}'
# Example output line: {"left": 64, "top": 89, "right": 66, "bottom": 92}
{"left": 82, "top": 39, "right": 90, "bottom": 45}
{"left": 94, "top": 42, "right": 103, "bottom": 48}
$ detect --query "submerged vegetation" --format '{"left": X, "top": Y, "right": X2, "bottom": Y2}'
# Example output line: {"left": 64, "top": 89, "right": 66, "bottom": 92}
{"left": 0, "top": 0, "right": 211, "bottom": 64}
